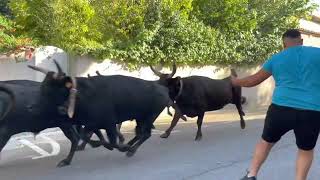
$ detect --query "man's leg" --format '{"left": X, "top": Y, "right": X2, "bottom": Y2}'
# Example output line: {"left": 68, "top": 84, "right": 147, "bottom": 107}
{"left": 295, "top": 149, "right": 313, "bottom": 180}
{"left": 242, "top": 104, "right": 294, "bottom": 179}
{"left": 294, "top": 110, "right": 320, "bottom": 180}
{"left": 247, "top": 139, "right": 274, "bottom": 177}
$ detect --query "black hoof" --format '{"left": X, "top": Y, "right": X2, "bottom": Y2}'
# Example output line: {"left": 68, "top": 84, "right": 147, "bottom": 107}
{"left": 90, "top": 141, "right": 102, "bottom": 148}
{"left": 76, "top": 144, "right": 86, "bottom": 151}
{"left": 102, "top": 142, "right": 114, "bottom": 150}
{"left": 195, "top": 134, "right": 202, "bottom": 141}
{"left": 160, "top": 132, "right": 170, "bottom": 138}
{"left": 126, "top": 148, "right": 136, "bottom": 157}
{"left": 57, "top": 159, "right": 70, "bottom": 168}
{"left": 241, "top": 121, "right": 246, "bottom": 129}
{"left": 118, "top": 144, "right": 130, "bottom": 152}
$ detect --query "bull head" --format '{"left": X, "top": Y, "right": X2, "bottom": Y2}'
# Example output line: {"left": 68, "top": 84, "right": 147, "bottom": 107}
{"left": 28, "top": 60, "right": 77, "bottom": 118}
{"left": 166, "top": 76, "right": 183, "bottom": 101}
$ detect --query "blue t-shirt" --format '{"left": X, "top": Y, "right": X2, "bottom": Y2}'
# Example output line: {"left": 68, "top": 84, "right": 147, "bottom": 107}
{"left": 263, "top": 46, "right": 320, "bottom": 112}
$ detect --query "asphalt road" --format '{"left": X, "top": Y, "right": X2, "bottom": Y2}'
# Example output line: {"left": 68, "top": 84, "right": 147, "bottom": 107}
{"left": 1, "top": 113, "right": 320, "bottom": 180}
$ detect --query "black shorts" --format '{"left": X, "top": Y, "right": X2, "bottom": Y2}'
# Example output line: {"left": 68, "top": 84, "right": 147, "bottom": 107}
{"left": 262, "top": 104, "right": 320, "bottom": 150}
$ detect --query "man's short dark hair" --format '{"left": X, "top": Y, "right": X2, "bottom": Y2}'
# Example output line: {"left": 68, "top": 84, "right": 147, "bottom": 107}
{"left": 282, "top": 29, "right": 301, "bottom": 39}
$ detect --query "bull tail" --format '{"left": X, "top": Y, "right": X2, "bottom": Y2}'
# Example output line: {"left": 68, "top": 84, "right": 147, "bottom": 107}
{"left": 0, "top": 86, "right": 15, "bottom": 122}
{"left": 230, "top": 68, "right": 237, "bottom": 77}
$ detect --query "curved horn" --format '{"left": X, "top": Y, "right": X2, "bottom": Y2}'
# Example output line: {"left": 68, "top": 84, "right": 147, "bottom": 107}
{"left": 67, "top": 77, "right": 77, "bottom": 118}
{"left": 150, "top": 65, "right": 163, "bottom": 77}
{"left": 28, "top": 65, "right": 50, "bottom": 75}
{"left": 96, "top": 71, "right": 101, "bottom": 76}
{"left": 0, "top": 86, "right": 15, "bottom": 122}
{"left": 169, "top": 61, "right": 177, "bottom": 78}
{"left": 53, "top": 59, "right": 63, "bottom": 75}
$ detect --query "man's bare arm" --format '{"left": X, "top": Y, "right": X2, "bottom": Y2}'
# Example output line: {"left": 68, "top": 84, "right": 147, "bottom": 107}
{"left": 231, "top": 69, "right": 271, "bottom": 87}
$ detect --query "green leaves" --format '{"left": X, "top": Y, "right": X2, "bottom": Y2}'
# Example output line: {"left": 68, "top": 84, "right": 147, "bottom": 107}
{"left": 0, "top": 15, "right": 35, "bottom": 54}
{"left": 3, "top": 0, "right": 318, "bottom": 68}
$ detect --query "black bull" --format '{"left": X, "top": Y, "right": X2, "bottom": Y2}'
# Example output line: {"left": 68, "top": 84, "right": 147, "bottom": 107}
{"left": 0, "top": 80, "right": 84, "bottom": 167}
{"left": 0, "top": 80, "right": 130, "bottom": 167}
{"left": 150, "top": 64, "right": 246, "bottom": 141}
{"left": 28, "top": 61, "right": 173, "bottom": 159}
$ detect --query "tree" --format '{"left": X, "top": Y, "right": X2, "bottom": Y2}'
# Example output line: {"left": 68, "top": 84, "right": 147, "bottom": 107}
{"left": 5, "top": 0, "right": 318, "bottom": 68}
{"left": 0, "top": 15, "right": 34, "bottom": 55}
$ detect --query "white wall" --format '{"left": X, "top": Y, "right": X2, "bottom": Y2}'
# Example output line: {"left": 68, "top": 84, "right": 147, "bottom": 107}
{"left": 70, "top": 56, "right": 275, "bottom": 112}
{"left": 0, "top": 46, "right": 275, "bottom": 114}
{"left": 0, "top": 55, "right": 36, "bottom": 81}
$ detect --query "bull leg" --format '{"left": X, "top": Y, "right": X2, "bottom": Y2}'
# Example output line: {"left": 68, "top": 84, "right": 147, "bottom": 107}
{"left": 160, "top": 110, "right": 182, "bottom": 138}
{"left": 167, "top": 106, "right": 173, "bottom": 117}
{"left": 77, "top": 128, "right": 113, "bottom": 150}
{"left": 127, "top": 125, "right": 143, "bottom": 146}
{"left": 76, "top": 129, "right": 94, "bottom": 151}
{"left": 195, "top": 113, "right": 204, "bottom": 141}
{"left": 117, "top": 123, "right": 125, "bottom": 144}
{"left": 105, "top": 125, "right": 130, "bottom": 152}
{"left": 0, "top": 127, "right": 12, "bottom": 153}
{"left": 172, "top": 103, "right": 187, "bottom": 121}
{"left": 94, "top": 129, "right": 114, "bottom": 150}
{"left": 126, "top": 122, "right": 152, "bottom": 157}
{"left": 57, "top": 126, "right": 80, "bottom": 167}
{"left": 236, "top": 104, "right": 246, "bottom": 129}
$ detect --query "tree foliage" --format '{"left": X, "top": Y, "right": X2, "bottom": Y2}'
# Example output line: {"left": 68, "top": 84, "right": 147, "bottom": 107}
{"left": 3, "top": 0, "right": 318, "bottom": 68}
{"left": 0, "top": 15, "right": 35, "bottom": 54}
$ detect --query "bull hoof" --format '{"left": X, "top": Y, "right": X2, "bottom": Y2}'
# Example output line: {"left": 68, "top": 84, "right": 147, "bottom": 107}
{"left": 118, "top": 144, "right": 130, "bottom": 152}
{"left": 241, "top": 123, "right": 246, "bottom": 129}
{"left": 160, "top": 132, "right": 170, "bottom": 138}
{"left": 90, "top": 141, "right": 102, "bottom": 148}
{"left": 240, "top": 120, "right": 246, "bottom": 129}
{"left": 195, "top": 134, "right": 202, "bottom": 141}
{"left": 57, "top": 159, "right": 70, "bottom": 168}
{"left": 103, "top": 144, "right": 114, "bottom": 151}
{"left": 76, "top": 146, "right": 85, "bottom": 151}
{"left": 126, "top": 148, "right": 136, "bottom": 157}
{"left": 76, "top": 144, "right": 86, "bottom": 151}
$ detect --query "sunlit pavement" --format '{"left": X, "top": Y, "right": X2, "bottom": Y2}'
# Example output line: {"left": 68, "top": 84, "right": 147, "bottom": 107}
{"left": 1, "top": 109, "right": 320, "bottom": 180}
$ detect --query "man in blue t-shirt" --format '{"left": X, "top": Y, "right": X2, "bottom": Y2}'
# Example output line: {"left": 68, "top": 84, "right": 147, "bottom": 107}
{"left": 233, "top": 29, "right": 320, "bottom": 180}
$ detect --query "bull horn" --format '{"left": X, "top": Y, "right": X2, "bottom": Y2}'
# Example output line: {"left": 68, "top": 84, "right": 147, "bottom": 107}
{"left": 28, "top": 65, "right": 50, "bottom": 75}
{"left": 67, "top": 77, "right": 77, "bottom": 118}
{"left": 96, "top": 71, "right": 101, "bottom": 76}
{"left": 169, "top": 61, "right": 177, "bottom": 78}
{"left": 53, "top": 59, "right": 63, "bottom": 75}
{"left": 150, "top": 65, "right": 163, "bottom": 77}
{"left": 0, "top": 86, "right": 15, "bottom": 122}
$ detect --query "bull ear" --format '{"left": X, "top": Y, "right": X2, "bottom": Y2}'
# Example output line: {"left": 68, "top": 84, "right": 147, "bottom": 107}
{"left": 175, "top": 76, "right": 181, "bottom": 85}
